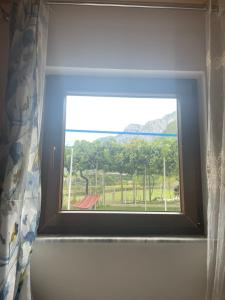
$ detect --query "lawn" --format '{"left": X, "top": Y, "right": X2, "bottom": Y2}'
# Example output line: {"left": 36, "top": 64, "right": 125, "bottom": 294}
{"left": 61, "top": 171, "right": 180, "bottom": 212}
{"left": 62, "top": 186, "right": 181, "bottom": 212}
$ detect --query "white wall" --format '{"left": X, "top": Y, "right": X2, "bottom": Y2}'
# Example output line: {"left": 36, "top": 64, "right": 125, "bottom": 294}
{"left": 0, "top": 4, "right": 207, "bottom": 300}
{"left": 32, "top": 5, "right": 207, "bottom": 300}
{"left": 47, "top": 5, "right": 206, "bottom": 71}
{"left": 31, "top": 239, "right": 206, "bottom": 300}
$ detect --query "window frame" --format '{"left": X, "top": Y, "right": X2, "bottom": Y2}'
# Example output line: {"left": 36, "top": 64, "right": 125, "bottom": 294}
{"left": 39, "top": 75, "right": 204, "bottom": 236}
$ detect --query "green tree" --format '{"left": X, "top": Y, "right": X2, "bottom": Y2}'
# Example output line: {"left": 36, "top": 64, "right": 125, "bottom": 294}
{"left": 72, "top": 140, "right": 93, "bottom": 195}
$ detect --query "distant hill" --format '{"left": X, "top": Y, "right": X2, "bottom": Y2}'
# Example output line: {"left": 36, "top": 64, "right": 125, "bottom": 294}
{"left": 164, "top": 120, "right": 177, "bottom": 134}
{"left": 97, "top": 111, "right": 177, "bottom": 143}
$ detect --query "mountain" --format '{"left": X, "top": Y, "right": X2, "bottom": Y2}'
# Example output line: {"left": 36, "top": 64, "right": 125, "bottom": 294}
{"left": 98, "top": 111, "right": 177, "bottom": 143}
{"left": 164, "top": 120, "right": 177, "bottom": 134}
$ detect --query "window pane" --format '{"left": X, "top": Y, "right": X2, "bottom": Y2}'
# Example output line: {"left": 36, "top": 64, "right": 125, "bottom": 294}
{"left": 62, "top": 96, "right": 180, "bottom": 212}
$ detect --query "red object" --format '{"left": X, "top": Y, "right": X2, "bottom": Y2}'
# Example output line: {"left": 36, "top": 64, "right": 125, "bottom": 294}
{"left": 74, "top": 195, "right": 100, "bottom": 209}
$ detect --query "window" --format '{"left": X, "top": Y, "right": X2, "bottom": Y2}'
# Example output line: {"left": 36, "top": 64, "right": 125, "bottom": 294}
{"left": 63, "top": 96, "right": 180, "bottom": 212}
{"left": 39, "top": 75, "right": 203, "bottom": 236}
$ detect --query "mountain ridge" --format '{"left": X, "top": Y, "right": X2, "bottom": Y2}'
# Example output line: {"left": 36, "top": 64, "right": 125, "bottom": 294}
{"left": 98, "top": 111, "right": 177, "bottom": 143}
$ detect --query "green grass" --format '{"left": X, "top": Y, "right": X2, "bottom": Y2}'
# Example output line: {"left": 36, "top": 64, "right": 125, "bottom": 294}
{"left": 62, "top": 188, "right": 180, "bottom": 212}
{"left": 62, "top": 202, "right": 180, "bottom": 212}
{"left": 96, "top": 202, "right": 180, "bottom": 212}
{"left": 62, "top": 174, "right": 180, "bottom": 212}
{"left": 63, "top": 188, "right": 176, "bottom": 203}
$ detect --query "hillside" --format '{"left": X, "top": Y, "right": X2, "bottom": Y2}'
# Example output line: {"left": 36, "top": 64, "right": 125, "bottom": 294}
{"left": 98, "top": 111, "right": 177, "bottom": 143}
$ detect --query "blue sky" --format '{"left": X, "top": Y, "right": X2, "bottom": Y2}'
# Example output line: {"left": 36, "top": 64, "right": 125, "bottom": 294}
{"left": 65, "top": 95, "right": 177, "bottom": 145}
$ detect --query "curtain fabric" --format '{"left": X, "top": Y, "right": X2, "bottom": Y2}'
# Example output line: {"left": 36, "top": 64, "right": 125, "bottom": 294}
{"left": 206, "top": 0, "right": 225, "bottom": 299}
{"left": 0, "top": 1, "right": 48, "bottom": 299}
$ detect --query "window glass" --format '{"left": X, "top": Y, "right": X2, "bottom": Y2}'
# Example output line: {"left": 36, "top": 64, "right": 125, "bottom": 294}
{"left": 62, "top": 95, "right": 180, "bottom": 212}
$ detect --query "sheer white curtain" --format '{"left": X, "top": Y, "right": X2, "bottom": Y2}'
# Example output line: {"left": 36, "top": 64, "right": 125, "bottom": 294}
{"left": 206, "top": 0, "right": 225, "bottom": 299}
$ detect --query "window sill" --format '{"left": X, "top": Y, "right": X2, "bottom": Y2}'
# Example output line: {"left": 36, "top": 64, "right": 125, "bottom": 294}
{"left": 36, "top": 236, "right": 206, "bottom": 244}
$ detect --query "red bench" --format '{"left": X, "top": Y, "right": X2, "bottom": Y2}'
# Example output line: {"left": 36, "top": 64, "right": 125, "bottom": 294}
{"left": 74, "top": 195, "right": 100, "bottom": 209}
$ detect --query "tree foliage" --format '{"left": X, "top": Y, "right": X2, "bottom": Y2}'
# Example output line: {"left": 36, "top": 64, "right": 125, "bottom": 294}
{"left": 64, "top": 138, "right": 178, "bottom": 175}
{"left": 64, "top": 137, "right": 179, "bottom": 191}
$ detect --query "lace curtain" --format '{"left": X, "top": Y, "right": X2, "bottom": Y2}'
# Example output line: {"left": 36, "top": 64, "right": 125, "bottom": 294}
{"left": 0, "top": 1, "right": 48, "bottom": 299}
{"left": 206, "top": 0, "right": 225, "bottom": 299}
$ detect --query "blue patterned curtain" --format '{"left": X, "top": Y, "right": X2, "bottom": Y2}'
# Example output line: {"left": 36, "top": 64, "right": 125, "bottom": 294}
{"left": 0, "top": 1, "right": 48, "bottom": 299}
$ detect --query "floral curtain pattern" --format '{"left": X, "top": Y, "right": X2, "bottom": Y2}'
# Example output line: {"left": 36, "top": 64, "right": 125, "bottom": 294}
{"left": 0, "top": 1, "right": 48, "bottom": 299}
{"left": 206, "top": 0, "right": 225, "bottom": 299}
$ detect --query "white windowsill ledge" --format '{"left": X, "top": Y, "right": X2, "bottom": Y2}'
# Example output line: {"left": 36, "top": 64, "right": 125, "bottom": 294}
{"left": 36, "top": 236, "right": 206, "bottom": 243}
